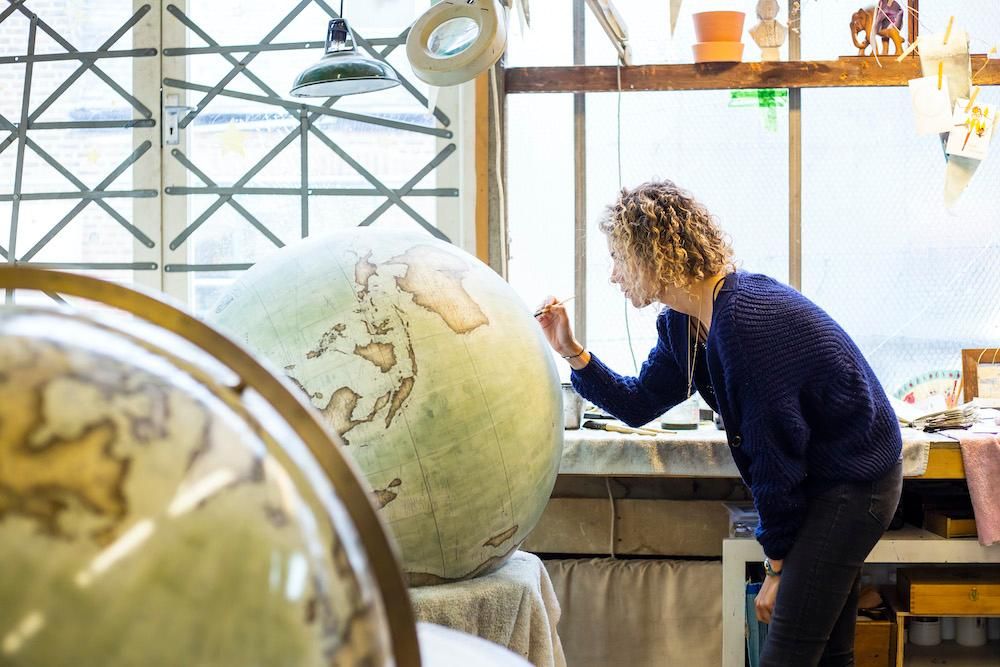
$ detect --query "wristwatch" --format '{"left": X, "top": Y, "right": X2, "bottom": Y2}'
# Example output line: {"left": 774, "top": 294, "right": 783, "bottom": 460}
{"left": 763, "top": 558, "right": 782, "bottom": 577}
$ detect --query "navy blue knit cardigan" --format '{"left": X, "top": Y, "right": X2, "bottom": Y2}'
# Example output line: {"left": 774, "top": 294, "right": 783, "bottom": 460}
{"left": 571, "top": 271, "right": 902, "bottom": 559}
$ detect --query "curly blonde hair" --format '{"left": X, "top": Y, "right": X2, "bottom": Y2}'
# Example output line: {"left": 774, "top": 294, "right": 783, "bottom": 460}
{"left": 600, "top": 180, "right": 734, "bottom": 302}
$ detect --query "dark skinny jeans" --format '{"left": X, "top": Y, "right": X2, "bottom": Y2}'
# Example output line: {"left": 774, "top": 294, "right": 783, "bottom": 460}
{"left": 760, "top": 460, "right": 903, "bottom": 666}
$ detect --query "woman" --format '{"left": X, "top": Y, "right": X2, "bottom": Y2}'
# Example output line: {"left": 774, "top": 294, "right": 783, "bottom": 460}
{"left": 537, "top": 180, "right": 902, "bottom": 666}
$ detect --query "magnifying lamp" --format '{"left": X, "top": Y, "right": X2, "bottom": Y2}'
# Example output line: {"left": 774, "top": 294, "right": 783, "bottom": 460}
{"left": 406, "top": 0, "right": 507, "bottom": 87}
{"left": 291, "top": 3, "right": 401, "bottom": 97}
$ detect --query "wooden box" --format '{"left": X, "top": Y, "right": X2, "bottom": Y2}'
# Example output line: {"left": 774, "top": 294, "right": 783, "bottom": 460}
{"left": 898, "top": 567, "right": 1000, "bottom": 615}
{"left": 854, "top": 618, "right": 895, "bottom": 667}
{"left": 924, "top": 509, "right": 977, "bottom": 538}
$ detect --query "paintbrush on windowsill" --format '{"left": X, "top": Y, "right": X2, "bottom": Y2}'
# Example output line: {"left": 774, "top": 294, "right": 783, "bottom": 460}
{"left": 533, "top": 296, "right": 576, "bottom": 318}
{"left": 583, "top": 420, "right": 675, "bottom": 436}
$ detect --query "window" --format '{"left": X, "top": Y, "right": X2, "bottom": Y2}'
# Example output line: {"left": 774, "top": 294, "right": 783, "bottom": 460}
{"left": 505, "top": 1, "right": 1000, "bottom": 399}
{"left": 0, "top": 0, "right": 159, "bottom": 291}
{"left": 2, "top": 1, "right": 467, "bottom": 314}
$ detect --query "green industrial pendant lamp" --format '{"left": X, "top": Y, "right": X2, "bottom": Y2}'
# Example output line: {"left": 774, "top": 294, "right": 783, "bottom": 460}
{"left": 291, "top": 1, "right": 400, "bottom": 97}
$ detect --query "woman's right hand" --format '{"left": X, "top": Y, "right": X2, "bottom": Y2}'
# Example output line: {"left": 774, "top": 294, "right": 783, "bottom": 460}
{"left": 535, "top": 296, "right": 585, "bottom": 361}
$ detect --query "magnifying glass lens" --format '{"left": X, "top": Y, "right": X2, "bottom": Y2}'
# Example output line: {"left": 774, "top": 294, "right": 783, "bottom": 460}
{"left": 427, "top": 17, "right": 480, "bottom": 58}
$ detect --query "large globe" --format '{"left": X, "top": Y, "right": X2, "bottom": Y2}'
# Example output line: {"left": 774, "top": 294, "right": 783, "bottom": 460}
{"left": 210, "top": 229, "right": 563, "bottom": 585}
{"left": 0, "top": 306, "right": 394, "bottom": 666}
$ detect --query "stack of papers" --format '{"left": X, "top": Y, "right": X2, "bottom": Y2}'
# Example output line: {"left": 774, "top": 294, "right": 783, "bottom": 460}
{"left": 890, "top": 395, "right": 978, "bottom": 431}
{"left": 908, "top": 405, "right": 978, "bottom": 432}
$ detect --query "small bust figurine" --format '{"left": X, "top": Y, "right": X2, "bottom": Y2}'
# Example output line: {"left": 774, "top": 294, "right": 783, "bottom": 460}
{"left": 750, "top": 0, "right": 787, "bottom": 61}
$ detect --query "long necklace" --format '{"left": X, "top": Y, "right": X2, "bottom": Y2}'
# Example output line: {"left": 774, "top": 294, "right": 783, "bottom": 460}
{"left": 685, "top": 276, "right": 726, "bottom": 398}
{"left": 685, "top": 298, "right": 702, "bottom": 399}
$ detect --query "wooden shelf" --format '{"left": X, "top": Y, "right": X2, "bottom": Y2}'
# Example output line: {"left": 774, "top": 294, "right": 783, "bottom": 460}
{"left": 902, "top": 642, "right": 1000, "bottom": 667}
{"left": 505, "top": 57, "right": 1000, "bottom": 93}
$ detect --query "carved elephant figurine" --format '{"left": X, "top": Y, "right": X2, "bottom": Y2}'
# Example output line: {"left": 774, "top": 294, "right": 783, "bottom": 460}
{"left": 851, "top": 6, "right": 905, "bottom": 56}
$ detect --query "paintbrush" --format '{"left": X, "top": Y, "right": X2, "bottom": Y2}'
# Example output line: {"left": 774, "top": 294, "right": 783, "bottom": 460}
{"left": 582, "top": 419, "right": 674, "bottom": 436}
{"left": 533, "top": 296, "right": 576, "bottom": 318}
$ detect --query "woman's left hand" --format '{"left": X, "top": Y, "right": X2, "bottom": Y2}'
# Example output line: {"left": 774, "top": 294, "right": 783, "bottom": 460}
{"left": 755, "top": 573, "right": 780, "bottom": 624}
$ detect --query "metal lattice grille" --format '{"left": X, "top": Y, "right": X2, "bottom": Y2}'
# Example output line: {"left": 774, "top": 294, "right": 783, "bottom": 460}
{"left": 0, "top": 0, "right": 158, "bottom": 283}
{"left": 161, "top": 0, "right": 459, "bottom": 289}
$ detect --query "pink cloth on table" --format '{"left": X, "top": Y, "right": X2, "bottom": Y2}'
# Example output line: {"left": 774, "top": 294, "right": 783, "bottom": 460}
{"left": 957, "top": 432, "right": 1000, "bottom": 547}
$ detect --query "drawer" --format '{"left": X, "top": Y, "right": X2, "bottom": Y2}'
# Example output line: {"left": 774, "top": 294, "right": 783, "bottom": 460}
{"left": 898, "top": 567, "right": 1000, "bottom": 615}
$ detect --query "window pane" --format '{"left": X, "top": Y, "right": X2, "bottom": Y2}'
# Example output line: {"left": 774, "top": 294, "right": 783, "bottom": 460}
{"left": 585, "top": 90, "right": 789, "bottom": 372}
{"left": 506, "top": 93, "right": 576, "bottom": 380}
{"left": 171, "top": 1, "right": 456, "bottom": 314}
{"left": 0, "top": 1, "right": 154, "bottom": 287}
{"left": 801, "top": 87, "right": 1000, "bottom": 398}
{"left": 505, "top": 1, "right": 573, "bottom": 67}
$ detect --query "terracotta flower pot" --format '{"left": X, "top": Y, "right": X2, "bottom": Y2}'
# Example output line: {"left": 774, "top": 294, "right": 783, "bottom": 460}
{"left": 692, "top": 41, "right": 745, "bottom": 63}
{"left": 692, "top": 11, "right": 745, "bottom": 42}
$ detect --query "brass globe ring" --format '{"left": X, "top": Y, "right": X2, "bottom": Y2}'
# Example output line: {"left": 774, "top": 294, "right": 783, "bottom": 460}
{"left": 0, "top": 265, "right": 420, "bottom": 667}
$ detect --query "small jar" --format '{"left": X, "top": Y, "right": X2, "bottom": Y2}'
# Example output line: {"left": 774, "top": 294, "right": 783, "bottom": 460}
{"left": 909, "top": 618, "right": 941, "bottom": 646}
{"left": 561, "top": 383, "right": 583, "bottom": 429}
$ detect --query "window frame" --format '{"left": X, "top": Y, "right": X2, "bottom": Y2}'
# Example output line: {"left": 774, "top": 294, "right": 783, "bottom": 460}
{"left": 500, "top": 0, "right": 1000, "bottom": 347}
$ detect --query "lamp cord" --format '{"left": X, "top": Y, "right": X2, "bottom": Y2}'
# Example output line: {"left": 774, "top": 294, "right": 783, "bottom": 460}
{"left": 339, "top": 0, "right": 344, "bottom": 17}
{"left": 616, "top": 60, "right": 639, "bottom": 376}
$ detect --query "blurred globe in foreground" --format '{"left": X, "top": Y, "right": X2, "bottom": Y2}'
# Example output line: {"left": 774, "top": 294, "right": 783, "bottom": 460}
{"left": 210, "top": 228, "right": 562, "bottom": 585}
{"left": 0, "top": 307, "right": 393, "bottom": 666}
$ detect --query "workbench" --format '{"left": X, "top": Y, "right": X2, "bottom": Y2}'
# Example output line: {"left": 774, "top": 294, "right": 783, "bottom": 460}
{"left": 528, "top": 424, "right": 992, "bottom": 667}
{"left": 557, "top": 423, "right": 963, "bottom": 479}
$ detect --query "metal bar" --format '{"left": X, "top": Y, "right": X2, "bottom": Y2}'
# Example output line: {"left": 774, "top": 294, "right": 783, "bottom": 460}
{"left": 9, "top": 17, "right": 37, "bottom": 268}
{"left": 27, "top": 119, "right": 158, "bottom": 130}
{"left": 300, "top": 109, "right": 309, "bottom": 238}
{"left": 162, "top": 37, "right": 404, "bottom": 57}
{"left": 165, "top": 0, "right": 335, "bottom": 248}
{"left": 169, "top": 129, "right": 301, "bottom": 250}
{"left": 0, "top": 48, "right": 156, "bottom": 65}
{"left": 169, "top": 148, "right": 285, "bottom": 248}
{"left": 0, "top": 0, "right": 26, "bottom": 23}
{"left": 163, "top": 78, "right": 451, "bottom": 138}
{"left": 163, "top": 10, "right": 452, "bottom": 248}
{"left": 573, "top": 0, "right": 587, "bottom": 348}
{"left": 309, "top": 126, "right": 447, "bottom": 241}
{"left": 165, "top": 186, "right": 457, "bottom": 196}
{"left": 23, "top": 137, "right": 156, "bottom": 248}
{"left": 166, "top": 0, "right": 329, "bottom": 248}
{"left": 164, "top": 263, "right": 253, "bottom": 272}
{"left": 360, "top": 144, "right": 457, "bottom": 225}
{"left": 12, "top": 3, "right": 153, "bottom": 119}
{"left": 0, "top": 112, "right": 14, "bottom": 131}
{"left": 171, "top": 0, "right": 312, "bottom": 128}
{"left": 20, "top": 141, "right": 153, "bottom": 261}
{"left": 0, "top": 244, "right": 7, "bottom": 260}
{"left": 20, "top": 262, "right": 158, "bottom": 270}
{"left": 165, "top": 5, "right": 289, "bottom": 107}
{"left": 313, "top": 1, "right": 451, "bottom": 127}
{"left": 0, "top": 190, "right": 157, "bottom": 202}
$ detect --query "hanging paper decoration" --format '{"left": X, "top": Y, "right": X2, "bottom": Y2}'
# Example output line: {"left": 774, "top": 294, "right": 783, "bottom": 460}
{"left": 917, "top": 27, "right": 997, "bottom": 205}
{"left": 670, "top": 0, "right": 683, "bottom": 36}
